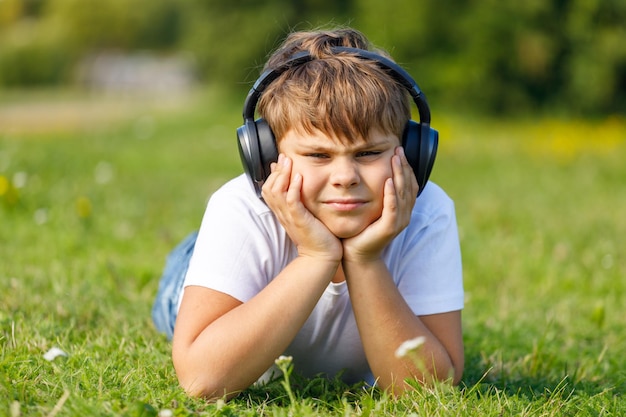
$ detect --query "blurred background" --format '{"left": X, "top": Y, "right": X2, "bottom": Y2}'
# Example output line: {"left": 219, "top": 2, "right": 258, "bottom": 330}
{"left": 0, "top": 0, "right": 624, "bottom": 117}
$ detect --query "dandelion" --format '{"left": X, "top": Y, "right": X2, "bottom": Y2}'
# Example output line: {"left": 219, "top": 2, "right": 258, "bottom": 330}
{"left": 395, "top": 336, "right": 426, "bottom": 359}
{"left": 75, "top": 196, "right": 93, "bottom": 219}
{"left": 0, "top": 175, "right": 8, "bottom": 195}
{"left": 0, "top": 174, "right": 19, "bottom": 206}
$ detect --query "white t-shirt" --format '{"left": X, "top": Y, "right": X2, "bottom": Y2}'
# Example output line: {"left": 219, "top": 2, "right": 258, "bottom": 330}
{"left": 182, "top": 174, "right": 464, "bottom": 384}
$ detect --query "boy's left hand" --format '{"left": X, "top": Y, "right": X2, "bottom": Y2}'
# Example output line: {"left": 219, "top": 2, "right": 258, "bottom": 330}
{"left": 342, "top": 147, "right": 418, "bottom": 262}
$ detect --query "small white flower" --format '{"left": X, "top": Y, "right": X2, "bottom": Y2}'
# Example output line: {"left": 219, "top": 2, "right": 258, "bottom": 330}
{"left": 395, "top": 336, "right": 426, "bottom": 358}
{"left": 43, "top": 347, "right": 68, "bottom": 361}
{"left": 34, "top": 208, "right": 48, "bottom": 225}
{"left": 12, "top": 172, "right": 28, "bottom": 188}
{"left": 158, "top": 409, "right": 173, "bottom": 417}
{"left": 94, "top": 161, "right": 114, "bottom": 184}
{"left": 274, "top": 355, "right": 293, "bottom": 368}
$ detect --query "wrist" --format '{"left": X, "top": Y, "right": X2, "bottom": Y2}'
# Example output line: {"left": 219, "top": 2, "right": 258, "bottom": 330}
{"left": 341, "top": 256, "right": 390, "bottom": 285}
{"left": 297, "top": 247, "right": 343, "bottom": 264}
{"left": 342, "top": 253, "right": 384, "bottom": 266}
{"left": 341, "top": 246, "right": 384, "bottom": 264}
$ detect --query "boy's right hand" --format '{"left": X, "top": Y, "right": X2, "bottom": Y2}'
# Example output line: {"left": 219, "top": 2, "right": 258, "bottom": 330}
{"left": 262, "top": 154, "right": 343, "bottom": 262}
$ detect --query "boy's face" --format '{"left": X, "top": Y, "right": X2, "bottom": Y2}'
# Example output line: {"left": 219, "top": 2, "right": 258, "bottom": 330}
{"left": 279, "top": 128, "right": 400, "bottom": 239}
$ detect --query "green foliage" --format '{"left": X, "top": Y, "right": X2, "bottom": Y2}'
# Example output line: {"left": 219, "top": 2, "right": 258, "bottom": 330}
{"left": 1, "top": 90, "right": 626, "bottom": 415}
{"left": 353, "top": 0, "right": 626, "bottom": 115}
{"left": 1, "top": 1, "right": 625, "bottom": 115}
{"left": 177, "top": 0, "right": 295, "bottom": 86}
{"left": 44, "top": 0, "right": 182, "bottom": 51}
{"left": 0, "top": 17, "right": 73, "bottom": 86}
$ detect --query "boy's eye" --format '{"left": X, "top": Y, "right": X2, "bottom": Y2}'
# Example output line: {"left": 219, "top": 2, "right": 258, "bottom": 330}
{"left": 306, "top": 153, "right": 330, "bottom": 159}
{"left": 356, "top": 151, "right": 382, "bottom": 158}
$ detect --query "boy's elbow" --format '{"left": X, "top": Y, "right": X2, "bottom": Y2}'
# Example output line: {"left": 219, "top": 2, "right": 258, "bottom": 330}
{"left": 174, "top": 354, "right": 244, "bottom": 401}
{"left": 410, "top": 353, "right": 464, "bottom": 388}
{"left": 449, "top": 363, "right": 463, "bottom": 386}
{"left": 177, "top": 372, "right": 237, "bottom": 401}
{"left": 433, "top": 353, "right": 463, "bottom": 386}
{"left": 428, "top": 343, "right": 464, "bottom": 386}
{"left": 173, "top": 356, "right": 219, "bottom": 400}
{"left": 450, "top": 352, "right": 464, "bottom": 385}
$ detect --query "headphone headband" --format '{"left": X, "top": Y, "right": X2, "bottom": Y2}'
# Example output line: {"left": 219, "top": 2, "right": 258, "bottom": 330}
{"left": 242, "top": 47, "right": 431, "bottom": 125}
{"left": 242, "top": 51, "right": 313, "bottom": 120}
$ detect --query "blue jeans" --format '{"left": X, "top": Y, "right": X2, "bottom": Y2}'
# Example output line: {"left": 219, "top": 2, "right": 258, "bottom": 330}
{"left": 152, "top": 231, "right": 198, "bottom": 340}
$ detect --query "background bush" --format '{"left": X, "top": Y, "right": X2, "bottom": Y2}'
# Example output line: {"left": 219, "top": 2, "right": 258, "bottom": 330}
{"left": 0, "top": 0, "right": 625, "bottom": 116}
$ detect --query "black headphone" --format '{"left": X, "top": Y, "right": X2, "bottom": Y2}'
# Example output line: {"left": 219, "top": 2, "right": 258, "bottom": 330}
{"left": 237, "top": 46, "right": 438, "bottom": 198}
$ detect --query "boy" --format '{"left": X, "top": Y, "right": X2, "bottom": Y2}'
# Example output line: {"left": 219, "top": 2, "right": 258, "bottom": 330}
{"left": 152, "top": 27, "right": 464, "bottom": 400}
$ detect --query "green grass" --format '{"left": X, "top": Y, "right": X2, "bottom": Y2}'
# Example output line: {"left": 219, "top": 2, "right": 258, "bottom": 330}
{"left": 1, "top": 89, "right": 625, "bottom": 416}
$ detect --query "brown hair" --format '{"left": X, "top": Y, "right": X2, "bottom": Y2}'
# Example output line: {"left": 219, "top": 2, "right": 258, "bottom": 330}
{"left": 257, "top": 28, "right": 411, "bottom": 144}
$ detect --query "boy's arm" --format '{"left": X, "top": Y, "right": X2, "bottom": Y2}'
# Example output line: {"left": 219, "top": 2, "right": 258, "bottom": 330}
{"left": 343, "top": 259, "right": 464, "bottom": 390}
{"left": 342, "top": 147, "right": 463, "bottom": 391}
{"left": 173, "top": 153, "right": 343, "bottom": 401}
{"left": 172, "top": 254, "right": 339, "bottom": 400}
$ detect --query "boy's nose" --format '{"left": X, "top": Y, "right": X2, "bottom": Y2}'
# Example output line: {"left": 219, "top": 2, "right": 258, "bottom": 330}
{"left": 330, "top": 158, "right": 360, "bottom": 188}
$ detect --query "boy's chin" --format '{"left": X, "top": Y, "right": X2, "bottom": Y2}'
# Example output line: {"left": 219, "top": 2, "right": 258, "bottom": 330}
{"left": 329, "top": 224, "right": 369, "bottom": 240}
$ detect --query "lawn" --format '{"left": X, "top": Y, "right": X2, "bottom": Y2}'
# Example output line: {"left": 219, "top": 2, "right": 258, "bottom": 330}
{"left": 1, "top": 88, "right": 625, "bottom": 416}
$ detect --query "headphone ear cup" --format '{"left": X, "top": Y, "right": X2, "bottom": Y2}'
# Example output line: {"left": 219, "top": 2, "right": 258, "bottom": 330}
{"left": 402, "top": 120, "right": 439, "bottom": 197}
{"left": 236, "top": 118, "right": 278, "bottom": 198}
{"left": 255, "top": 118, "right": 279, "bottom": 179}
{"left": 237, "top": 119, "right": 263, "bottom": 197}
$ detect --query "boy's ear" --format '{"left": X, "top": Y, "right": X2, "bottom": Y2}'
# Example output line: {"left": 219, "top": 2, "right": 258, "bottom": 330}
{"left": 402, "top": 121, "right": 438, "bottom": 196}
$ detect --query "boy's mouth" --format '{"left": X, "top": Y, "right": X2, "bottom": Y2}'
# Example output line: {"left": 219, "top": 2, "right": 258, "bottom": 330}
{"left": 323, "top": 198, "right": 367, "bottom": 212}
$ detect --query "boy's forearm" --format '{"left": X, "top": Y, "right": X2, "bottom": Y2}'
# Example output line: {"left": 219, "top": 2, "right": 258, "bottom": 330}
{"left": 343, "top": 259, "right": 459, "bottom": 391}
{"left": 173, "top": 256, "right": 339, "bottom": 400}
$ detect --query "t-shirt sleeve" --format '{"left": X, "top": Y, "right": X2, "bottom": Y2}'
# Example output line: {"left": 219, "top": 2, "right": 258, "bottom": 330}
{"left": 183, "top": 177, "right": 293, "bottom": 302}
{"left": 387, "top": 182, "right": 464, "bottom": 316}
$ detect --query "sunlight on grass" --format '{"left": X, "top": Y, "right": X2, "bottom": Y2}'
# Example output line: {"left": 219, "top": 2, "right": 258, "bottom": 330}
{"left": 0, "top": 89, "right": 198, "bottom": 136}
{"left": 525, "top": 116, "right": 625, "bottom": 161}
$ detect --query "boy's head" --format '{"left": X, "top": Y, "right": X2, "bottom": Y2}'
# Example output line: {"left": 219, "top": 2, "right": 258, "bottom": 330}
{"left": 237, "top": 26, "right": 438, "bottom": 201}
{"left": 257, "top": 28, "right": 411, "bottom": 146}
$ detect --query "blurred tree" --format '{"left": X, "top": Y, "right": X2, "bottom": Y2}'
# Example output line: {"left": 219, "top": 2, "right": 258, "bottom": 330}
{"left": 354, "top": 0, "right": 625, "bottom": 116}
{"left": 0, "top": 0, "right": 624, "bottom": 116}
{"left": 0, "top": 0, "right": 24, "bottom": 29}
{"left": 177, "top": 0, "right": 294, "bottom": 88}
{"left": 44, "top": 0, "right": 182, "bottom": 51}
{"left": 563, "top": 0, "right": 626, "bottom": 114}
{"left": 0, "top": 0, "right": 72, "bottom": 86}
{"left": 177, "top": 0, "right": 354, "bottom": 88}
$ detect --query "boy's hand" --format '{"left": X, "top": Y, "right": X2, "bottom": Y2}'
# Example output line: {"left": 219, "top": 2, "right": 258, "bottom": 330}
{"left": 342, "top": 147, "right": 418, "bottom": 263}
{"left": 262, "top": 154, "right": 343, "bottom": 262}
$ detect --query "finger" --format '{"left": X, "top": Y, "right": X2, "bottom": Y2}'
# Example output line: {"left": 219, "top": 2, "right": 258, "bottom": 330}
{"left": 262, "top": 154, "right": 289, "bottom": 203}
{"left": 271, "top": 154, "right": 292, "bottom": 192}
{"left": 383, "top": 177, "right": 398, "bottom": 213}
{"left": 286, "top": 172, "right": 303, "bottom": 206}
{"left": 395, "top": 147, "right": 418, "bottom": 200}
{"left": 368, "top": 177, "right": 399, "bottom": 242}
{"left": 391, "top": 152, "right": 404, "bottom": 199}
